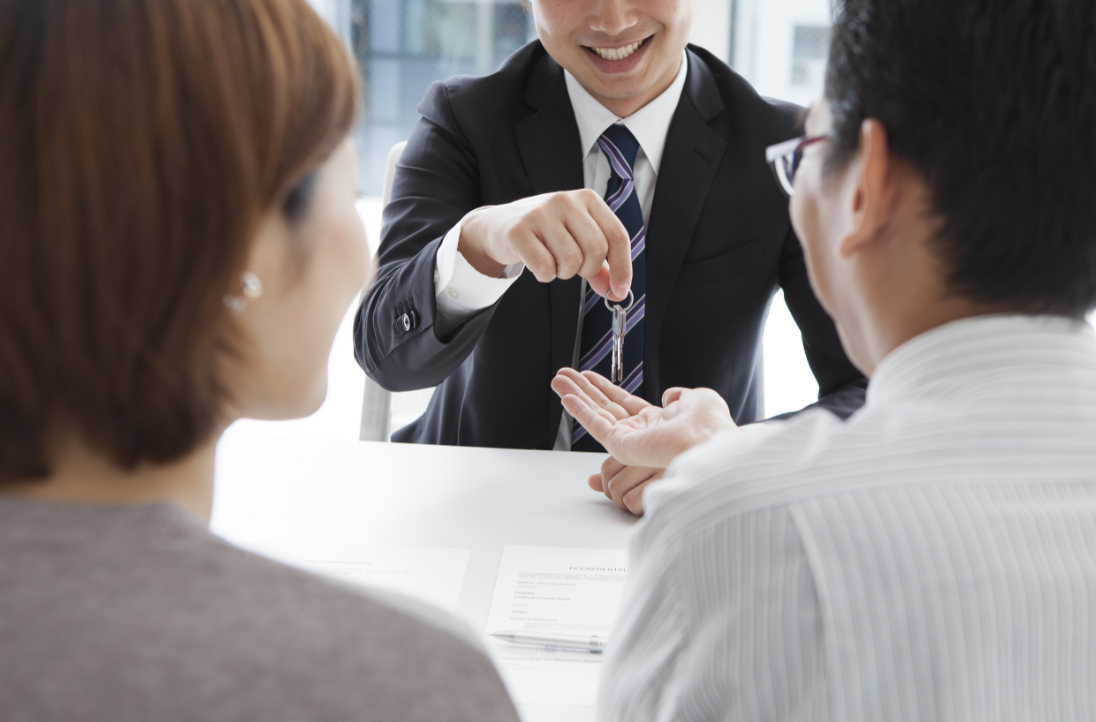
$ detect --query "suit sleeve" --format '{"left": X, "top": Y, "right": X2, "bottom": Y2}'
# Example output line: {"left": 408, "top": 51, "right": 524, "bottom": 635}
{"left": 354, "top": 81, "right": 504, "bottom": 392}
{"left": 777, "top": 226, "right": 868, "bottom": 419}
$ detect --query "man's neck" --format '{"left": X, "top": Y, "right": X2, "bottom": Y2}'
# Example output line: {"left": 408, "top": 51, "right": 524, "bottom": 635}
{"left": 2, "top": 432, "right": 219, "bottom": 522}
{"left": 858, "top": 288, "right": 1025, "bottom": 378}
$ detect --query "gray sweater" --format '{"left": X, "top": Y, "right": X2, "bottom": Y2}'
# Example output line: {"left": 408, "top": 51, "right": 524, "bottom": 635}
{"left": 0, "top": 497, "right": 519, "bottom": 722}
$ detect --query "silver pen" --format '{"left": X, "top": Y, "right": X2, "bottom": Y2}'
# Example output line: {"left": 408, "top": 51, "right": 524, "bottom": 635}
{"left": 490, "top": 630, "right": 608, "bottom": 654}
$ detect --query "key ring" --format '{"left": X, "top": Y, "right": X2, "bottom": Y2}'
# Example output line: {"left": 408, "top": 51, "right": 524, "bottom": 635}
{"left": 603, "top": 288, "right": 635, "bottom": 313}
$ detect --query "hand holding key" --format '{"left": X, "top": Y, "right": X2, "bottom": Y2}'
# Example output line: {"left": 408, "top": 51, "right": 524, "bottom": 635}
{"left": 457, "top": 189, "right": 633, "bottom": 301}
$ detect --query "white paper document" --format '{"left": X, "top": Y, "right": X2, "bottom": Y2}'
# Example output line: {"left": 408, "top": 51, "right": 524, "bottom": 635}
{"left": 484, "top": 545, "right": 628, "bottom": 707}
{"left": 240, "top": 543, "right": 470, "bottom": 613}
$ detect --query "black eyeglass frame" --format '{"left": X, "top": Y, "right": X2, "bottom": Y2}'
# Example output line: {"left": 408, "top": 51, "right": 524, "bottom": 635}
{"left": 764, "top": 134, "right": 835, "bottom": 197}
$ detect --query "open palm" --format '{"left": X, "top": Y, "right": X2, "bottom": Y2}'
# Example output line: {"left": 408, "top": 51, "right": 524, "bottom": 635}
{"left": 551, "top": 368, "right": 736, "bottom": 469}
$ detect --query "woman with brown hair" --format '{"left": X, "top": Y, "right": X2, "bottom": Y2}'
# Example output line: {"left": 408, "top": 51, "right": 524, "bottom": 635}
{"left": 0, "top": 1, "right": 517, "bottom": 720}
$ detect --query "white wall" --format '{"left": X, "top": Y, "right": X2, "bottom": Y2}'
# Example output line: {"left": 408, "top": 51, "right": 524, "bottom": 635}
{"left": 306, "top": 0, "right": 341, "bottom": 29}
{"left": 733, "top": 0, "right": 832, "bottom": 106}
{"left": 689, "top": 0, "right": 732, "bottom": 63}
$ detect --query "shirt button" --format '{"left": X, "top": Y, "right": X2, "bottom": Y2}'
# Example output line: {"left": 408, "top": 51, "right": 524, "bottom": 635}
{"left": 434, "top": 269, "right": 440, "bottom": 284}
{"left": 447, "top": 288, "right": 461, "bottom": 300}
{"left": 398, "top": 313, "right": 411, "bottom": 332}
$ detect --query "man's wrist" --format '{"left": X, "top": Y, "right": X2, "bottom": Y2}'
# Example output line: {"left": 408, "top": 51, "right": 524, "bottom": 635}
{"left": 458, "top": 208, "right": 508, "bottom": 278}
{"left": 683, "top": 417, "right": 737, "bottom": 455}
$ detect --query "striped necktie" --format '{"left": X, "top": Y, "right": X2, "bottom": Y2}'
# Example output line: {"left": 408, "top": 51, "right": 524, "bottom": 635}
{"left": 572, "top": 124, "right": 646, "bottom": 452}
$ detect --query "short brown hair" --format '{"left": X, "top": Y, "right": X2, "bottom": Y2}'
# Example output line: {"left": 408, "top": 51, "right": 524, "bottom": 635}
{"left": 0, "top": 0, "right": 360, "bottom": 480}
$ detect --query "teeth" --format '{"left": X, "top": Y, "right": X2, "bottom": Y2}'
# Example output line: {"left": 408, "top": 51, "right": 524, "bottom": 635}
{"left": 592, "top": 40, "right": 642, "bottom": 62}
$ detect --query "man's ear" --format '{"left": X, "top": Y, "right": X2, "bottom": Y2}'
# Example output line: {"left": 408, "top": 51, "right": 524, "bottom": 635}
{"left": 839, "top": 119, "right": 894, "bottom": 259}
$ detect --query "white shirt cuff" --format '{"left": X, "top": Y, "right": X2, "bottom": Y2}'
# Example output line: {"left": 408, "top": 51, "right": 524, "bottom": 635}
{"left": 434, "top": 217, "right": 523, "bottom": 335}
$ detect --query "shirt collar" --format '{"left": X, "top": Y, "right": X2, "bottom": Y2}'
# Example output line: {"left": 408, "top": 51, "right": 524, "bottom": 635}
{"left": 563, "top": 49, "right": 689, "bottom": 176}
{"left": 867, "top": 313, "right": 1096, "bottom": 406}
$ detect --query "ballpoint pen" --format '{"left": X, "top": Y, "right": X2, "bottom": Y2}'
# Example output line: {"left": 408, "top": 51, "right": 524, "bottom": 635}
{"left": 490, "top": 630, "right": 609, "bottom": 654}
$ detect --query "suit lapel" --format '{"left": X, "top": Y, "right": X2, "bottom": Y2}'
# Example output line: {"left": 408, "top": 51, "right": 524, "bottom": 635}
{"left": 514, "top": 51, "right": 585, "bottom": 441}
{"left": 642, "top": 49, "right": 727, "bottom": 403}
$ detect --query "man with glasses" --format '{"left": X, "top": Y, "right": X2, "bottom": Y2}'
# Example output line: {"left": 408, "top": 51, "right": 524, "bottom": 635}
{"left": 555, "top": 0, "right": 1096, "bottom": 718}
{"left": 356, "top": 0, "right": 865, "bottom": 508}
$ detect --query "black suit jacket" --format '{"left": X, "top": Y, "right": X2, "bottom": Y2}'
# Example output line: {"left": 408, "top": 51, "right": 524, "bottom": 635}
{"left": 356, "top": 42, "right": 866, "bottom": 448}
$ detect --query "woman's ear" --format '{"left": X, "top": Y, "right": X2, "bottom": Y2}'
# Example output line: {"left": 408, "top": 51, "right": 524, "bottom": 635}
{"left": 238, "top": 211, "right": 291, "bottom": 308}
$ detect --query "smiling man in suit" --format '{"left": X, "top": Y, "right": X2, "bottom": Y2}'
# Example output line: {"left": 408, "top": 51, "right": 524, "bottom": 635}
{"left": 355, "top": 0, "right": 865, "bottom": 504}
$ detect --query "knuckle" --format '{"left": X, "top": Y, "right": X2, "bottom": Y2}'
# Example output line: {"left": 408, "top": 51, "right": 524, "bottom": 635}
{"left": 583, "top": 231, "right": 609, "bottom": 254}
{"left": 561, "top": 248, "right": 583, "bottom": 271}
{"left": 547, "top": 193, "right": 572, "bottom": 214}
{"left": 526, "top": 253, "right": 552, "bottom": 279}
{"left": 512, "top": 220, "right": 535, "bottom": 240}
{"left": 590, "top": 237, "right": 609, "bottom": 260}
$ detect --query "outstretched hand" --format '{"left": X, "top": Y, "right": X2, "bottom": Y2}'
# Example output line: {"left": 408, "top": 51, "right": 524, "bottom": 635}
{"left": 552, "top": 368, "right": 737, "bottom": 471}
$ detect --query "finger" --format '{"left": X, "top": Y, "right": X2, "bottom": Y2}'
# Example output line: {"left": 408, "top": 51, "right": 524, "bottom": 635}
{"left": 563, "top": 212, "right": 610, "bottom": 281}
{"left": 512, "top": 231, "right": 558, "bottom": 283}
{"left": 552, "top": 371, "right": 621, "bottom": 420}
{"left": 586, "top": 261, "right": 624, "bottom": 302}
{"left": 560, "top": 368, "right": 632, "bottom": 421}
{"left": 581, "top": 370, "right": 651, "bottom": 415}
{"left": 550, "top": 373, "right": 582, "bottom": 400}
{"left": 600, "top": 456, "right": 626, "bottom": 501}
{"left": 539, "top": 225, "right": 585, "bottom": 280}
{"left": 662, "top": 387, "right": 687, "bottom": 406}
{"left": 605, "top": 465, "right": 660, "bottom": 513}
{"left": 588, "top": 472, "right": 605, "bottom": 492}
{"left": 601, "top": 455, "right": 626, "bottom": 479}
{"left": 623, "top": 478, "right": 657, "bottom": 516}
{"left": 561, "top": 394, "right": 616, "bottom": 443}
{"left": 585, "top": 196, "right": 633, "bottom": 299}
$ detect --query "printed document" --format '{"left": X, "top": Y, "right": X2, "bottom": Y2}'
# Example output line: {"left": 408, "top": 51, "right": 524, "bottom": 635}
{"left": 484, "top": 545, "right": 628, "bottom": 706}
{"left": 240, "top": 543, "right": 470, "bottom": 613}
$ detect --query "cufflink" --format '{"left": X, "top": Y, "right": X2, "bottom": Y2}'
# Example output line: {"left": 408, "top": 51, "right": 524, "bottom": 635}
{"left": 394, "top": 309, "right": 419, "bottom": 334}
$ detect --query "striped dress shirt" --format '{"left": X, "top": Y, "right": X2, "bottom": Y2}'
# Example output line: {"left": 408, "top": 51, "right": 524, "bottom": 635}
{"left": 601, "top": 314, "right": 1096, "bottom": 722}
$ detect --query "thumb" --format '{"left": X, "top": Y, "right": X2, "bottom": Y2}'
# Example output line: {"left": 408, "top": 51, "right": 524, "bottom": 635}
{"left": 588, "top": 262, "right": 629, "bottom": 302}
{"left": 662, "top": 387, "right": 686, "bottom": 406}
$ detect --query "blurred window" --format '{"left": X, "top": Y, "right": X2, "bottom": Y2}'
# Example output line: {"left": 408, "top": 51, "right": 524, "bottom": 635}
{"left": 350, "top": 0, "right": 536, "bottom": 195}
{"left": 791, "top": 25, "right": 830, "bottom": 87}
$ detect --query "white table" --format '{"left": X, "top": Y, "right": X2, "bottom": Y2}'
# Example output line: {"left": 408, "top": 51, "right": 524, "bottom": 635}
{"left": 211, "top": 435, "right": 638, "bottom": 721}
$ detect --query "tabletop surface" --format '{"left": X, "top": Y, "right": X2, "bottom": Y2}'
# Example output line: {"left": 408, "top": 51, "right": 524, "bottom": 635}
{"left": 210, "top": 435, "right": 638, "bottom": 721}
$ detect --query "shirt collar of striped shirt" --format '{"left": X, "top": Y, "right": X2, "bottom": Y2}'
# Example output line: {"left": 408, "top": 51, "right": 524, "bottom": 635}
{"left": 867, "top": 313, "right": 1096, "bottom": 407}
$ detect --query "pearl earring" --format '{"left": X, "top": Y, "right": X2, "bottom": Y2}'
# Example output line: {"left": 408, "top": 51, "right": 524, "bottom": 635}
{"left": 241, "top": 272, "right": 263, "bottom": 299}
{"left": 224, "top": 271, "right": 264, "bottom": 312}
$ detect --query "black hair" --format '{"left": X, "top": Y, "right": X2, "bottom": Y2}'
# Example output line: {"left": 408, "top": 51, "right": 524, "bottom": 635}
{"left": 825, "top": 0, "right": 1096, "bottom": 316}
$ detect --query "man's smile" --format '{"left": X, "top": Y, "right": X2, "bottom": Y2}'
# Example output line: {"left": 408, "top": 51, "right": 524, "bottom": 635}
{"left": 583, "top": 35, "right": 653, "bottom": 62}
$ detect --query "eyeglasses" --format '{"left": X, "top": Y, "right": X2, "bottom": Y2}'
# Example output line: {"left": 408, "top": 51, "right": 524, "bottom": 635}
{"left": 764, "top": 134, "right": 834, "bottom": 197}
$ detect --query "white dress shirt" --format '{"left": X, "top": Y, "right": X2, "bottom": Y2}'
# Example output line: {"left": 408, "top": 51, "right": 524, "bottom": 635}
{"left": 432, "top": 53, "right": 688, "bottom": 448}
{"left": 602, "top": 314, "right": 1096, "bottom": 722}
